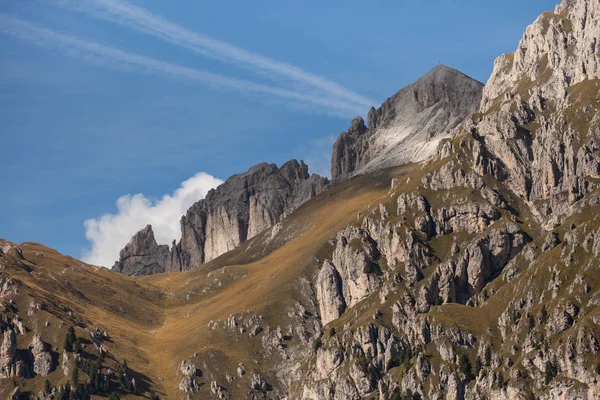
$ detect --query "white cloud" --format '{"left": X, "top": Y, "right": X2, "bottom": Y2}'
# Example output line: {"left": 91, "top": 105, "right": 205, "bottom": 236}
{"left": 0, "top": 14, "right": 364, "bottom": 116}
{"left": 82, "top": 172, "right": 223, "bottom": 267}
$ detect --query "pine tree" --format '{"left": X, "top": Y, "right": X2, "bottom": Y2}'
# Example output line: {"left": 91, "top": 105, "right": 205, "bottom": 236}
{"left": 527, "top": 313, "right": 535, "bottom": 330}
{"left": 544, "top": 361, "right": 558, "bottom": 384}
{"left": 71, "top": 367, "right": 79, "bottom": 388}
{"left": 495, "top": 371, "right": 504, "bottom": 388}
{"left": 44, "top": 378, "right": 52, "bottom": 394}
{"left": 458, "top": 353, "right": 474, "bottom": 382}
{"left": 64, "top": 326, "right": 76, "bottom": 352}
{"left": 540, "top": 305, "right": 549, "bottom": 324}
{"left": 484, "top": 345, "right": 492, "bottom": 366}
{"left": 475, "top": 357, "right": 483, "bottom": 376}
{"left": 60, "top": 384, "right": 71, "bottom": 400}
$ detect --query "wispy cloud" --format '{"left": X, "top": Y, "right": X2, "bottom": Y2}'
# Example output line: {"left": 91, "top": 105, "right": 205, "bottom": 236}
{"left": 0, "top": 14, "right": 364, "bottom": 116}
{"left": 298, "top": 135, "right": 337, "bottom": 178}
{"left": 50, "top": 0, "right": 374, "bottom": 109}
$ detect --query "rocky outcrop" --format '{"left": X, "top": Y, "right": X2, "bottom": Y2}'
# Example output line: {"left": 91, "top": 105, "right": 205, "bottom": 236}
{"left": 112, "top": 225, "right": 173, "bottom": 276}
{"left": 177, "top": 160, "right": 328, "bottom": 268}
{"left": 481, "top": 0, "right": 600, "bottom": 111}
{"left": 330, "top": 226, "right": 383, "bottom": 308}
{"left": 0, "top": 329, "right": 16, "bottom": 378}
{"left": 30, "top": 335, "right": 53, "bottom": 377}
{"left": 316, "top": 261, "right": 346, "bottom": 325}
{"left": 210, "top": 380, "right": 231, "bottom": 399}
{"left": 301, "top": 2, "right": 600, "bottom": 399}
{"left": 178, "top": 358, "right": 200, "bottom": 395}
{"left": 61, "top": 350, "right": 70, "bottom": 376}
{"left": 331, "top": 65, "right": 484, "bottom": 182}
{"left": 471, "top": 0, "right": 600, "bottom": 227}
{"left": 114, "top": 160, "right": 329, "bottom": 275}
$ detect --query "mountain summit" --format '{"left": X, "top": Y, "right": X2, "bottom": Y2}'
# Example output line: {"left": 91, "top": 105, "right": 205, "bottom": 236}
{"left": 331, "top": 65, "right": 484, "bottom": 182}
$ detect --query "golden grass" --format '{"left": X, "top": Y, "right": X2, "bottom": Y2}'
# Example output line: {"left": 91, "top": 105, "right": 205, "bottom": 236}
{"left": 1, "top": 166, "right": 413, "bottom": 398}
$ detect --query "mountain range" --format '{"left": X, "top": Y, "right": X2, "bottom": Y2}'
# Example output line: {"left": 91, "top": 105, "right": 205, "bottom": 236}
{"left": 1, "top": 0, "right": 599, "bottom": 399}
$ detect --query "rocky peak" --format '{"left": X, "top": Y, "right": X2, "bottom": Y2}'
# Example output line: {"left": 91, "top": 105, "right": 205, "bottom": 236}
{"left": 481, "top": 0, "right": 599, "bottom": 111}
{"left": 468, "top": 0, "right": 600, "bottom": 226}
{"left": 113, "top": 160, "right": 329, "bottom": 276}
{"left": 348, "top": 116, "right": 368, "bottom": 136}
{"left": 279, "top": 159, "right": 310, "bottom": 183}
{"left": 112, "top": 225, "right": 172, "bottom": 276}
{"left": 120, "top": 225, "right": 159, "bottom": 257}
{"left": 331, "top": 65, "right": 483, "bottom": 182}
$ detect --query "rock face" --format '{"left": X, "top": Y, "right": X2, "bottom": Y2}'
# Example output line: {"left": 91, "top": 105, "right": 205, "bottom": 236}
{"left": 331, "top": 65, "right": 484, "bottom": 182}
{"left": 30, "top": 335, "right": 53, "bottom": 377}
{"left": 114, "top": 160, "right": 329, "bottom": 275}
{"left": 296, "top": 1, "right": 600, "bottom": 399}
{"left": 316, "top": 261, "right": 346, "bottom": 325}
{"left": 112, "top": 225, "right": 172, "bottom": 276}
{"left": 61, "top": 350, "right": 70, "bottom": 376}
{"left": 473, "top": 0, "right": 600, "bottom": 227}
{"left": 0, "top": 329, "right": 16, "bottom": 378}
{"left": 177, "top": 160, "right": 328, "bottom": 268}
{"left": 178, "top": 359, "right": 199, "bottom": 394}
{"left": 481, "top": 0, "right": 600, "bottom": 110}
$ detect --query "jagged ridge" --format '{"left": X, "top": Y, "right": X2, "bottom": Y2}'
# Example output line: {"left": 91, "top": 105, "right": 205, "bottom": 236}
{"left": 331, "top": 65, "right": 484, "bottom": 183}
{"left": 113, "top": 159, "right": 329, "bottom": 276}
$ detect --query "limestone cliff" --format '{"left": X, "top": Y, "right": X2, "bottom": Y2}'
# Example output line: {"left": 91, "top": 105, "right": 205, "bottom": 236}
{"left": 331, "top": 65, "right": 484, "bottom": 183}
{"left": 469, "top": 0, "right": 600, "bottom": 228}
{"left": 112, "top": 225, "right": 172, "bottom": 276}
{"left": 293, "top": 1, "right": 600, "bottom": 398}
{"left": 113, "top": 160, "right": 329, "bottom": 275}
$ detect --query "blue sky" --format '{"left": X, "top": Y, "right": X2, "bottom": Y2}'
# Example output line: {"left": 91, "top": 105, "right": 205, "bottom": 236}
{"left": 0, "top": 0, "right": 558, "bottom": 264}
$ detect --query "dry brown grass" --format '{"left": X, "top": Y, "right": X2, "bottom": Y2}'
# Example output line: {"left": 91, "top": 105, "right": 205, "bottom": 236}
{"left": 1, "top": 165, "right": 413, "bottom": 398}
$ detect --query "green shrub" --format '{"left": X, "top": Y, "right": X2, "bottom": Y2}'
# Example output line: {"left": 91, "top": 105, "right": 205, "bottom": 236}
{"left": 71, "top": 367, "right": 79, "bottom": 387}
{"left": 313, "top": 338, "right": 322, "bottom": 352}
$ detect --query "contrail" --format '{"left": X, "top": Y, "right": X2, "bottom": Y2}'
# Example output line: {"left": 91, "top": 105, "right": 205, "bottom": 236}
{"left": 49, "top": 0, "right": 374, "bottom": 109}
{"left": 0, "top": 14, "right": 364, "bottom": 116}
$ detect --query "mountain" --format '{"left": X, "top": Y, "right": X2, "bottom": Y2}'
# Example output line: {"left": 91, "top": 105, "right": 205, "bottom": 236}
{"left": 331, "top": 65, "right": 484, "bottom": 183}
{"left": 1, "top": 0, "right": 600, "bottom": 399}
{"left": 113, "top": 159, "right": 329, "bottom": 276}
{"left": 115, "top": 66, "right": 483, "bottom": 277}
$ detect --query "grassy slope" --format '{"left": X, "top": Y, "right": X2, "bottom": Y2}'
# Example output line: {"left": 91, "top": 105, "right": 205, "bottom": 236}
{"left": 1, "top": 165, "right": 413, "bottom": 399}
{"left": 4, "top": 148, "right": 599, "bottom": 397}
